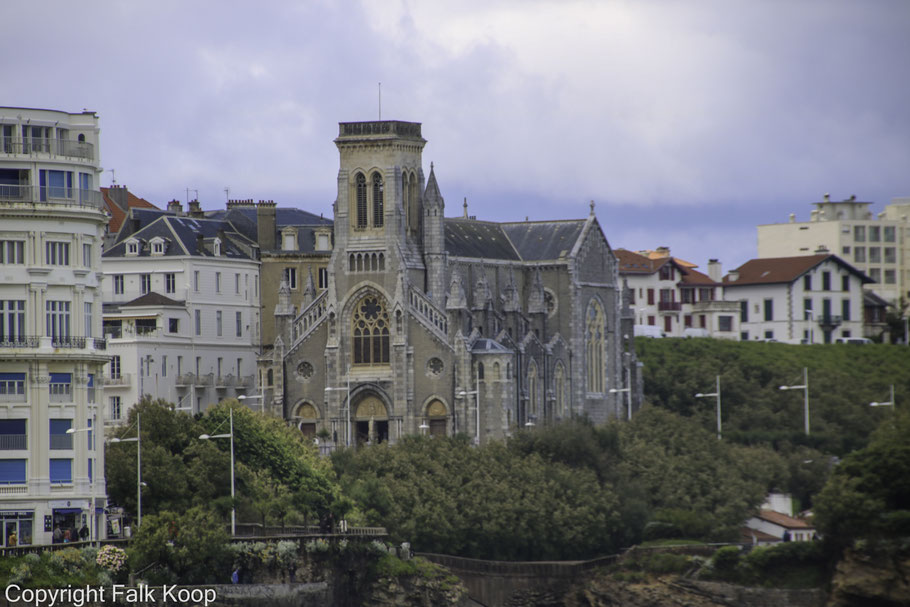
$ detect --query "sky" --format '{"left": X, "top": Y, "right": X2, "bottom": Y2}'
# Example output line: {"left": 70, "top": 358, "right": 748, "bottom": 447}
{"left": 4, "top": 0, "right": 909, "bottom": 270}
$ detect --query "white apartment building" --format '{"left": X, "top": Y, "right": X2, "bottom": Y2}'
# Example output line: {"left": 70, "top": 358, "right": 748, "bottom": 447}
{"left": 1, "top": 107, "right": 108, "bottom": 545}
{"left": 616, "top": 249, "right": 741, "bottom": 339}
{"left": 757, "top": 195, "right": 909, "bottom": 304}
{"left": 723, "top": 254, "right": 870, "bottom": 344}
{"left": 101, "top": 213, "right": 261, "bottom": 423}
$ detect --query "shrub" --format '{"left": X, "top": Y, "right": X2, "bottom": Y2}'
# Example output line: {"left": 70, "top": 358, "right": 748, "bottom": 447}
{"left": 711, "top": 545, "right": 741, "bottom": 572}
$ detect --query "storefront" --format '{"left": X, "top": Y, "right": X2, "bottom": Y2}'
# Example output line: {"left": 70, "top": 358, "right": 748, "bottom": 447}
{"left": 1, "top": 510, "right": 34, "bottom": 546}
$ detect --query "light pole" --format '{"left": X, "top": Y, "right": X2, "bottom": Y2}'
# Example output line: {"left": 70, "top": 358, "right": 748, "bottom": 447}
{"left": 66, "top": 417, "right": 98, "bottom": 543}
{"left": 779, "top": 367, "right": 810, "bottom": 436}
{"left": 199, "top": 408, "right": 235, "bottom": 536}
{"left": 109, "top": 412, "right": 142, "bottom": 529}
{"left": 457, "top": 388, "right": 480, "bottom": 445}
{"left": 238, "top": 394, "right": 262, "bottom": 411}
{"left": 608, "top": 357, "right": 633, "bottom": 421}
{"left": 870, "top": 385, "right": 895, "bottom": 408}
{"left": 695, "top": 375, "right": 722, "bottom": 440}
{"left": 325, "top": 377, "right": 351, "bottom": 447}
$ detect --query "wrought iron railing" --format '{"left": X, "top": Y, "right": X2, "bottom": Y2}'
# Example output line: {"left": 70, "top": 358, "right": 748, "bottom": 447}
{"left": 0, "top": 434, "right": 26, "bottom": 450}
{"left": 1, "top": 136, "right": 94, "bottom": 160}
{"left": 0, "top": 336, "right": 40, "bottom": 348}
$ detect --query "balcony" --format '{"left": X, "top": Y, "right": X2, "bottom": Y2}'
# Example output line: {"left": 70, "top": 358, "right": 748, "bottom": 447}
{"left": 2, "top": 135, "right": 94, "bottom": 160}
{"left": 0, "top": 484, "right": 28, "bottom": 496}
{"left": 215, "top": 375, "right": 235, "bottom": 389}
{"left": 0, "top": 335, "right": 40, "bottom": 348}
{"left": 92, "top": 337, "right": 107, "bottom": 350}
{"left": 51, "top": 336, "right": 85, "bottom": 349}
{"left": 101, "top": 373, "right": 132, "bottom": 387}
{"left": 0, "top": 435, "right": 27, "bottom": 450}
{"left": 817, "top": 315, "right": 843, "bottom": 330}
{"left": 0, "top": 184, "right": 103, "bottom": 210}
{"left": 658, "top": 301, "right": 682, "bottom": 311}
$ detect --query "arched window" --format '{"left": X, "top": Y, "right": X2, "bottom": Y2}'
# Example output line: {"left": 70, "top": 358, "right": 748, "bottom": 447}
{"left": 555, "top": 362, "right": 566, "bottom": 419}
{"left": 477, "top": 362, "right": 485, "bottom": 380}
{"left": 352, "top": 295, "right": 390, "bottom": 366}
{"left": 403, "top": 173, "right": 410, "bottom": 232}
{"left": 355, "top": 173, "right": 367, "bottom": 228}
{"left": 372, "top": 172, "right": 384, "bottom": 227}
{"left": 585, "top": 300, "right": 605, "bottom": 393}
{"left": 528, "top": 360, "right": 539, "bottom": 418}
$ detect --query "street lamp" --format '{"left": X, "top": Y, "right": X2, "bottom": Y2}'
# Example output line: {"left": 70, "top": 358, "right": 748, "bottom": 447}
{"left": 418, "top": 420, "right": 429, "bottom": 434}
{"left": 325, "top": 381, "right": 351, "bottom": 447}
{"left": 199, "top": 408, "right": 235, "bottom": 536}
{"left": 109, "top": 412, "right": 142, "bottom": 530}
{"left": 695, "top": 375, "right": 722, "bottom": 440}
{"left": 780, "top": 367, "right": 810, "bottom": 436}
{"left": 238, "top": 394, "right": 262, "bottom": 411}
{"left": 870, "top": 385, "right": 896, "bottom": 408}
{"left": 66, "top": 416, "right": 98, "bottom": 542}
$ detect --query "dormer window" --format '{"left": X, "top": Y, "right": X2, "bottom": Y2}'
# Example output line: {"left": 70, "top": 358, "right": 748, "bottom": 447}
{"left": 125, "top": 238, "right": 139, "bottom": 257}
{"left": 213, "top": 237, "right": 222, "bottom": 257}
{"left": 315, "top": 229, "right": 332, "bottom": 251}
{"left": 281, "top": 227, "right": 298, "bottom": 251}
{"left": 150, "top": 237, "right": 166, "bottom": 256}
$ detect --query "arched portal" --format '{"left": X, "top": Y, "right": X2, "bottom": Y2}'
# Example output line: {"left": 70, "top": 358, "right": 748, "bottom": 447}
{"left": 354, "top": 394, "right": 389, "bottom": 445}
{"left": 294, "top": 402, "right": 319, "bottom": 438}
{"left": 424, "top": 399, "right": 448, "bottom": 437}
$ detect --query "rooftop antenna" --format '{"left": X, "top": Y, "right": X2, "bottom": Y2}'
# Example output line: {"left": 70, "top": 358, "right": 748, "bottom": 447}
{"left": 224, "top": 187, "right": 230, "bottom": 202}
{"left": 108, "top": 168, "right": 117, "bottom": 186}
{"left": 186, "top": 188, "right": 198, "bottom": 204}
{"left": 378, "top": 82, "right": 382, "bottom": 120}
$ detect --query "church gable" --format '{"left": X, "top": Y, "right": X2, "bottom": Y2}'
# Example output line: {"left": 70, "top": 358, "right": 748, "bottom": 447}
{"left": 575, "top": 219, "right": 615, "bottom": 284}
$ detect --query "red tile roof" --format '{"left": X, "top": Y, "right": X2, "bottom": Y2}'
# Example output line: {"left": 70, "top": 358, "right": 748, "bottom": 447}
{"left": 102, "top": 186, "right": 158, "bottom": 232}
{"left": 616, "top": 249, "right": 719, "bottom": 285}
{"left": 724, "top": 254, "right": 870, "bottom": 286}
{"left": 757, "top": 509, "right": 813, "bottom": 529}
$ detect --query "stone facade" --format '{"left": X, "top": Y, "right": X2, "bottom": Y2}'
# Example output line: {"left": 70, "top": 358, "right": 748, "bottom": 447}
{"left": 270, "top": 120, "right": 640, "bottom": 445}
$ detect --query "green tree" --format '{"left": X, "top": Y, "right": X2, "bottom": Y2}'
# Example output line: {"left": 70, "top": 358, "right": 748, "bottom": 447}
{"left": 129, "top": 506, "right": 231, "bottom": 584}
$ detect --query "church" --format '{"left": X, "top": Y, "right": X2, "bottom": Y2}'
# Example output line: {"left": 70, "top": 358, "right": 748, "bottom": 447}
{"left": 268, "top": 120, "right": 641, "bottom": 445}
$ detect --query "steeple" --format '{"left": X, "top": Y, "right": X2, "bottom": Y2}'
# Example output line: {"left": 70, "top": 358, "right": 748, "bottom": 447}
{"left": 302, "top": 269, "right": 317, "bottom": 307}
{"left": 423, "top": 161, "right": 447, "bottom": 306}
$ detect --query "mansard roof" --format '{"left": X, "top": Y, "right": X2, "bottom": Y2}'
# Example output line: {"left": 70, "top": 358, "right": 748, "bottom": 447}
{"left": 208, "top": 206, "right": 333, "bottom": 253}
{"left": 444, "top": 218, "right": 588, "bottom": 262}
{"left": 103, "top": 215, "right": 256, "bottom": 259}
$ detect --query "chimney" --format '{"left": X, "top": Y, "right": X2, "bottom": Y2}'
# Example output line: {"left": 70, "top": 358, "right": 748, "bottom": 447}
{"left": 815, "top": 245, "right": 829, "bottom": 255}
{"left": 655, "top": 246, "right": 670, "bottom": 257}
{"left": 257, "top": 200, "right": 277, "bottom": 251}
{"left": 707, "top": 259, "right": 722, "bottom": 282}
{"left": 188, "top": 199, "right": 204, "bottom": 218}
{"left": 789, "top": 213, "right": 796, "bottom": 223}
{"left": 167, "top": 199, "right": 183, "bottom": 215}
{"left": 108, "top": 184, "right": 129, "bottom": 211}
{"left": 728, "top": 270, "right": 739, "bottom": 282}
{"left": 196, "top": 233, "right": 205, "bottom": 255}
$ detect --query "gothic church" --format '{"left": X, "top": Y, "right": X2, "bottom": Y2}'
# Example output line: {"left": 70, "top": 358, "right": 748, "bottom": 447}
{"left": 271, "top": 121, "right": 640, "bottom": 445}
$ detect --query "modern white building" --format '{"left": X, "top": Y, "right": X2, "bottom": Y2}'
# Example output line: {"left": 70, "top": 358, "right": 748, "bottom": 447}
{"left": 1, "top": 107, "right": 109, "bottom": 545}
{"left": 616, "top": 248, "right": 741, "bottom": 339}
{"left": 757, "top": 195, "right": 910, "bottom": 304}
{"left": 723, "top": 254, "right": 871, "bottom": 344}
{"left": 100, "top": 209, "right": 262, "bottom": 422}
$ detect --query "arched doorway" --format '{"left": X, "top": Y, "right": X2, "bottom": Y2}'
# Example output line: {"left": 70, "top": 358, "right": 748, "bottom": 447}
{"left": 354, "top": 394, "right": 389, "bottom": 445}
{"left": 295, "top": 403, "right": 319, "bottom": 438}
{"left": 425, "top": 399, "right": 448, "bottom": 437}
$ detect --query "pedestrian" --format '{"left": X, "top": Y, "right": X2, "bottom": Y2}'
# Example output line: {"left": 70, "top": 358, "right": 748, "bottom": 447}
{"left": 78, "top": 524, "right": 89, "bottom": 541}
{"left": 63, "top": 528, "right": 72, "bottom": 543}
{"left": 53, "top": 526, "right": 63, "bottom": 544}
{"left": 7, "top": 530, "right": 17, "bottom": 547}
{"left": 231, "top": 567, "right": 239, "bottom": 584}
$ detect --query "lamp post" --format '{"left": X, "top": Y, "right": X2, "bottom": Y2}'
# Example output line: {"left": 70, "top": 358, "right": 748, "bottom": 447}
{"left": 608, "top": 356, "right": 633, "bottom": 421}
{"left": 695, "top": 375, "right": 722, "bottom": 440}
{"left": 66, "top": 418, "right": 97, "bottom": 543}
{"left": 870, "top": 385, "right": 895, "bottom": 408}
{"left": 238, "top": 394, "right": 262, "bottom": 410}
{"left": 325, "top": 377, "right": 351, "bottom": 447}
{"left": 457, "top": 388, "right": 480, "bottom": 445}
{"left": 199, "top": 408, "right": 235, "bottom": 536}
{"left": 109, "top": 412, "right": 142, "bottom": 530}
{"left": 779, "top": 367, "right": 810, "bottom": 436}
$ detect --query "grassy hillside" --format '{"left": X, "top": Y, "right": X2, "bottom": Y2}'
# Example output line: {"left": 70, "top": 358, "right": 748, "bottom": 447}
{"left": 636, "top": 338, "right": 910, "bottom": 455}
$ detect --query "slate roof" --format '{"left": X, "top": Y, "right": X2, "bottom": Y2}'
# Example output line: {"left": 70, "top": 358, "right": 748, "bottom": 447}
{"left": 724, "top": 254, "right": 872, "bottom": 286}
{"left": 444, "top": 218, "right": 589, "bottom": 262}
{"left": 121, "top": 292, "right": 185, "bottom": 307}
{"left": 103, "top": 215, "right": 256, "bottom": 259}
{"left": 206, "top": 206, "right": 334, "bottom": 253}
{"left": 471, "top": 338, "right": 513, "bottom": 354}
{"left": 445, "top": 219, "right": 521, "bottom": 260}
{"left": 500, "top": 220, "right": 586, "bottom": 261}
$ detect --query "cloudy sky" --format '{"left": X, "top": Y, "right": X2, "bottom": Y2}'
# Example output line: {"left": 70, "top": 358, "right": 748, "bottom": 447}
{"left": 5, "top": 0, "right": 909, "bottom": 270}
